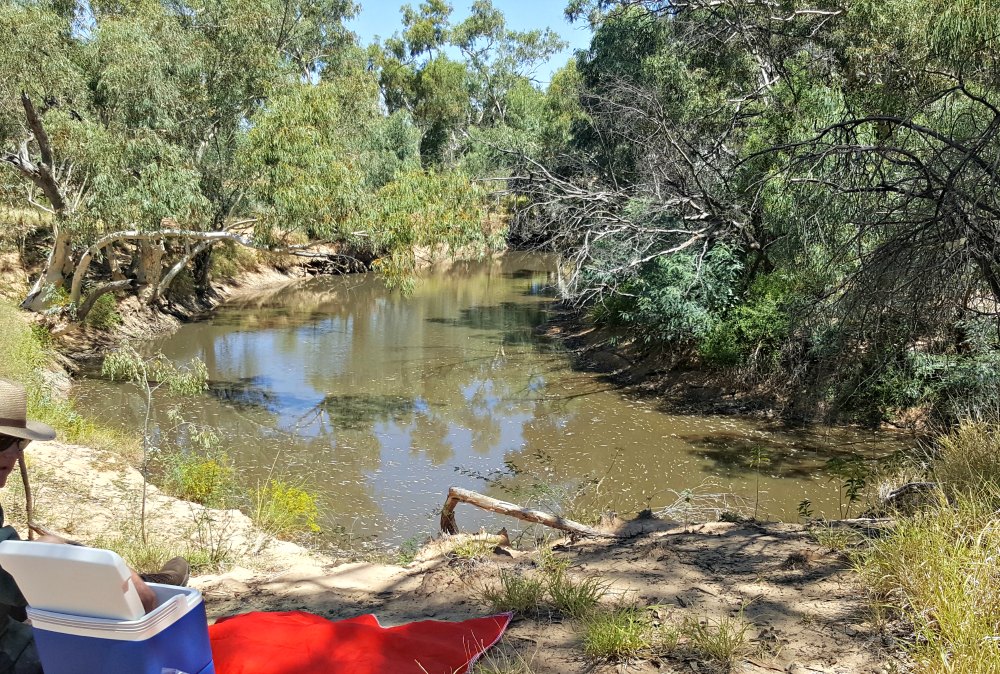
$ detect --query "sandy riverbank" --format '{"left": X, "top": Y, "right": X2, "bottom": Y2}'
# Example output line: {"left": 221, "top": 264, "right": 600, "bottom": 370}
{"left": 0, "top": 440, "right": 896, "bottom": 674}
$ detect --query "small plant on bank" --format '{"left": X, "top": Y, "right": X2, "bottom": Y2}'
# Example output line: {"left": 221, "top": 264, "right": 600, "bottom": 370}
{"left": 546, "top": 565, "right": 609, "bottom": 619}
{"left": 748, "top": 445, "right": 771, "bottom": 520}
{"left": 481, "top": 568, "right": 547, "bottom": 616}
{"left": 102, "top": 347, "right": 208, "bottom": 543}
{"left": 251, "top": 478, "right": 321, "bottom": 538}
{"left": 680, "top": 611, "right": 752, "bottom": 671}
{"left": 582, "top": 604, "right": 650, "bottom": 661}
{"left": 162, "top": 448, "right": 237, "bottom": 508}
{"left": 450, "top": 538, "right": 495, "bottom": 561}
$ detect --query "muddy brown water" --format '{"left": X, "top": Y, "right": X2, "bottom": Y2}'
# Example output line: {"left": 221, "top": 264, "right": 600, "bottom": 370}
{"left": 73, "top": 253, "right": 901, "bottom": 547}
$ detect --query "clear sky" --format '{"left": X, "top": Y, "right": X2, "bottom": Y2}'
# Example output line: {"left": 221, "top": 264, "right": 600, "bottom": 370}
{"left": 347, "top": 0, "right": 593, "bottom": 84}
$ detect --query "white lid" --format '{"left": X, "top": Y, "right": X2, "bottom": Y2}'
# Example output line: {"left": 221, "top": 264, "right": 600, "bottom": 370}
{"left": 28, "top": 585, "right": 204, "bottom": 641}
{"left": 0, "top": 541, "right": 145, "bottom": 620}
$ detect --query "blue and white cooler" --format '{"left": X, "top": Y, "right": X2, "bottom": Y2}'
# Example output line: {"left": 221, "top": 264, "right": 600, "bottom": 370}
{"left": 0, "top": 541, "right": 214, "bottom": 674}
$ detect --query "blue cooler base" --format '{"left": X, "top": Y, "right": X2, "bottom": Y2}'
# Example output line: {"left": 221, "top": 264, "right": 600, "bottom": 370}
{"left": 32, "top": 595, "right": 213, "bottom": 674}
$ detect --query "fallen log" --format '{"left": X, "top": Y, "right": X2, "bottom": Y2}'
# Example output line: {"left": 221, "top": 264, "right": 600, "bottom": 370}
{"left": 439, "top": 486, "right": 616, "bottom": 538}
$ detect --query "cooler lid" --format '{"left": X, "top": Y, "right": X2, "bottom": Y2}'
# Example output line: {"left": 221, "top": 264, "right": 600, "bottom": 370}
{"left": 0, "top": 541, "right": 145, "bottom": 620}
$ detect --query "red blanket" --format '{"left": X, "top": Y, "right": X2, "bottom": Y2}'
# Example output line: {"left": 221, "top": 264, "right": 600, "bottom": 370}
{"left": 208, "top": 611, "right": 512, "bottom": 674}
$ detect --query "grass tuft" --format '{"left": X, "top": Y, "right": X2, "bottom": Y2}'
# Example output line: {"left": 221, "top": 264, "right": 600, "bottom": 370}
{"left": 582, "top": 604, "right": 650, "bottom": 661}
{"left": 546, "top": 567, "right": 609, "bottom": 619}
{"left": 480, "top": 569, "right": 546, "bottom": 616}
{"left": 450, "top": 538, "right": 495, "bottom": 561}
{"left": 680, "top": 611, "right": 752, "bottom": 670}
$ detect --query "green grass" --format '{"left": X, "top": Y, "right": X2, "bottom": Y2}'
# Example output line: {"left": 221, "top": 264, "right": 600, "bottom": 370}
{"left": 680, "top": 611, "right": 753, "bottom": 670}
{"left": 92, "top": 532, "right": 185, "bottom": 577}
{"left": 0, "top": 295, "right": 138, "bottom": 456}
{"left": 450, "top": 538, "right": 495, "bottom": 561}
{"left": 582, "top": 605, "right": 650, "bottom": 661}
{"left": 546, "top": 567, "right": 609, "bottom": 619}
{"left": 933, "top": 422, "right": 1000, "bottom": 497}
{"left": 480, "top": 569, "right": 547, "bottom": 616}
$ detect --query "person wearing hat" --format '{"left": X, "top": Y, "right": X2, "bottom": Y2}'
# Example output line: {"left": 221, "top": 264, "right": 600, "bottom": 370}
{"left": 0, "top": 380, "right": 189, "bottom": 673}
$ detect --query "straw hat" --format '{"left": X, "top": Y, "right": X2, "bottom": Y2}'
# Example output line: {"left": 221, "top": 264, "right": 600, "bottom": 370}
{"left": 0, "top": 380, "right": 56, "bottom": 442}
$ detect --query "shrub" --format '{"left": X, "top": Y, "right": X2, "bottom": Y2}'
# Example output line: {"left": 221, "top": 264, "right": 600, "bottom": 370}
{"left": 162, "top": 450, "right": 237, "bottom": 508}
{"left": 699, "top": 272, "right": 796, "bottom": 369}
{"left": 251, "top": 478, "right": 321, "bottom": 538}
{"left": 597, "top": 245, "right": 742, "bottom": 347}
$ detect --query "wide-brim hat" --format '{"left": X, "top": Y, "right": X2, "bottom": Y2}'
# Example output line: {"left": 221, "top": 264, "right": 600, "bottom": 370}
{"left": 0, "top": 380, "right": 56, "bottom": 442}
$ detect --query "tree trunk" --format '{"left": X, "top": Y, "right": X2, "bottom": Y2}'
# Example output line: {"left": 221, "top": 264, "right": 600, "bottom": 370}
{"left": 193, "top": 247, "right": 214, "bottom": 299}
{"left": 75, "top": 280, "right": 133, "bottom": 325}
{"left": 136, "top": 240, "right": 164, "bottom": 303}
{"left": 22, "top": 225, "right": 71, "bottom": 311}
{"left": 154, "top": 240, "right": 213, "bottom": 302}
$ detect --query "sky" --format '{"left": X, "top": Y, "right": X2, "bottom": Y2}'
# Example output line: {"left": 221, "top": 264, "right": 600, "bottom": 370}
{"left": 347, "top": 0, "right": 593, "bottom": 84}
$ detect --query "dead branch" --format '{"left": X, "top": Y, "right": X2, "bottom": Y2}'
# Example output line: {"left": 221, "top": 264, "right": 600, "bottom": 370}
{"left": 439, "top": 486, "right": 617, "bottom": 538}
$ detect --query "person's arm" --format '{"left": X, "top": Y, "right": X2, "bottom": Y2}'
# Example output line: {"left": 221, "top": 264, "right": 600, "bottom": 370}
{"left": 129, "top": 570, "right": 157, "bottom": 613}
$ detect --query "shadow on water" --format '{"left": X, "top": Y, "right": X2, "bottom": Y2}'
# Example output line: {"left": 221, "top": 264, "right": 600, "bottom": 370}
{"left": 426, "top": 303, "right": 549, "bottom": 345}
{"left": 685, "top": 430, "right": 893, "bottom": 479}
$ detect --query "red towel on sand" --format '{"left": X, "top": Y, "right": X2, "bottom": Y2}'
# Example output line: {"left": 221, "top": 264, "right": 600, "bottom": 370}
{"left": 208, "top": 611, "right": 512, "bottom": 674}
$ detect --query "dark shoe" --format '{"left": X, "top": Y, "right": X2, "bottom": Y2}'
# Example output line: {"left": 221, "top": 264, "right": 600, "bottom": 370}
{"left": 140, "top": 556, "right": 190, "bottom": 586}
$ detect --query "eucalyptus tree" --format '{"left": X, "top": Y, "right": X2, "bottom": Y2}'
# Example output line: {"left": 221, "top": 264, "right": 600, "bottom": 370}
{"left": 1, "top": 0, "right": 362, "bottom": 312}
{"left": 375, "top": 0, "right": 565, "bottom": 168}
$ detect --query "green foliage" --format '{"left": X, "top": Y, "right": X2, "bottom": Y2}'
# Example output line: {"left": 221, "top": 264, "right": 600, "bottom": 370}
{"left": 699, "top": 273, "right": 797, "bottom": 369}
{"left": 162, "top": 450, "right": 237, "bottom": 508}
{"left": 83, "top": 293, "right": 122, "bottom": 330}
{"left": 251, "top": 479, "right": 322, "bottom": 538}
{"left": 526, "top": 0, "right": 1000, "bottom": 422}
{"left": 825, "top": 455, "right": 871, "bottom": 519}
{"left": 3, "top": 0, "right": 509, "bottom": 312}
{"left": 102, "top": 349, "right": 208, "bottom": 396}
{"left": 594, "top": 244, "right": 742, "bottom": 346}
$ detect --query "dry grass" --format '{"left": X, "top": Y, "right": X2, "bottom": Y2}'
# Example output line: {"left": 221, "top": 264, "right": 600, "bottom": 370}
{"left": 857, "top": 421, "right": 1000, "bottom": 674}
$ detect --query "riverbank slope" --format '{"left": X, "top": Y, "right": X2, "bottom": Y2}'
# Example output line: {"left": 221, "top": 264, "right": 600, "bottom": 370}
{"left": 3, "top": 439, "right": 893, "bottom": 674}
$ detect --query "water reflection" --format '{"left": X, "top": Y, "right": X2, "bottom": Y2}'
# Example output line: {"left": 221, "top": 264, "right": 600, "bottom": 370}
{"left": 72, "top": 252, "right": 900, "bottom": 544}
